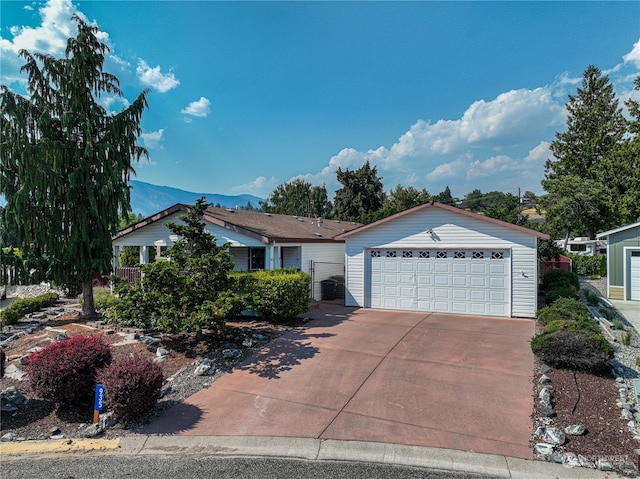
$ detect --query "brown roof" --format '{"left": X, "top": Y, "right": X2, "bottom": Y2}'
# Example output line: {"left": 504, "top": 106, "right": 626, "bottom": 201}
{"left": 336, "top": 201, "right": 550, "bottom": 240}
{"left": 113, "top": 204, "right": 362, "bottom": 244}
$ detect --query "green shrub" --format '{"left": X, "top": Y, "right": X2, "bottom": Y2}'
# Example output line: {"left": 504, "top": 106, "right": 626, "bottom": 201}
{"left": 530, "top": 330, "right": 613, "bottom": 372}
{"left": 26, "top": 335, "right": 112, "bottom": 405}
{"left": 545, "top": 286, "right": 579, "bottom": 305}
{"left": 566, "top": 253, "right": 607, "bottom": 277}
{"left": 0, "top": 292, "right": 59, "bottom": 327}
{"left": 542, "top": 269, "right": 579, "bottom": 291}
{"left": 231, "top": 269, "right": 311, "bottom": 320}
{"left": 585, "top": 291, "right": 600, "bottom": 306}
{"left": 98, "top": 354, "right": 163, "bottom": 421}
{"left": 543, "top": 318, "right": 600, "bottom": 335}
{"left": 536, "top": 297, "right": 591, "bottom": 324}
{"left": 612, "top": 319, "right": 625, "bottom": 330}
{"left": 623, "top": 331, "right": 632, "bottom": 347}
{"left": 93, "top": 288, "right": 119, "bottom": 313}
{"left": 599, "top": 308, "right": 616, "bottom": 321}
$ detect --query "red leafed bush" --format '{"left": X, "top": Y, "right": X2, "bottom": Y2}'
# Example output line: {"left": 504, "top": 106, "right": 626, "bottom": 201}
{"left": 97, "top": 354, "right": 164, "bottom": 421}
{"left": 27, "top": 335, "right": 112, "bottom": 405}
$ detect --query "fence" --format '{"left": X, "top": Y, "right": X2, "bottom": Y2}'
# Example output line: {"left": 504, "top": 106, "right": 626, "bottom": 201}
{"left": 114, "top": 267, "right": 142, "bottom": 283}
{"left": 539, "top": 257, "right": 572, "bottom": 281}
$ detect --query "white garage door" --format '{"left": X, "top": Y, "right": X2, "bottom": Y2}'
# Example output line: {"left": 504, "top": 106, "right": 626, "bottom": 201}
{"left": 631, "top": 251, "right": 640, "bottom": 301}
{"left": 369, "top": 249, "right": 510, "bottom": 317}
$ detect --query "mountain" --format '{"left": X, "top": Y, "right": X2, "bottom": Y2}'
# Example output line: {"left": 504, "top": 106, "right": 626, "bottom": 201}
{"left": 129, "top": 180, "right": 263, "bottom": 217}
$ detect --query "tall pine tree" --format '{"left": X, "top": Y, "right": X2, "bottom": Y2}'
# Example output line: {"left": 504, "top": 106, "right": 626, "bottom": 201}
{"left": 0, "top": 15, "right": 149, "bottom": 317}
{"left": 542, "top": 65, "right": 628, "bottom": 237}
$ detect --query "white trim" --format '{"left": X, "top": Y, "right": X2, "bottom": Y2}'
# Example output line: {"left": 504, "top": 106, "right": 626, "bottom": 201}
{"left": 597, "top": 221, "right": 640, "bottom": 238}
{"left": 624, "top": 247, "right": 640, "bottom": 301}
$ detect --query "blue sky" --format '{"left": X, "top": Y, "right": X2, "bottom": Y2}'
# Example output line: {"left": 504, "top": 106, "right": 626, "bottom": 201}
{"left": 2, "top": 1, "right": 639, "bottom": 202}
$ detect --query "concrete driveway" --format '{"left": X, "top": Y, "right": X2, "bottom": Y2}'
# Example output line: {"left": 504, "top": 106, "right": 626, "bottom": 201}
{"left": 141, "top": 305, "right": 535, "bottom": 459}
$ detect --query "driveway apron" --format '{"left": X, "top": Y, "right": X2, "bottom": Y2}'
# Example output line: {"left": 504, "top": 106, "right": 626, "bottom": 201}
{"left": 141, "top": 305, "right": 535, "bottom": 459}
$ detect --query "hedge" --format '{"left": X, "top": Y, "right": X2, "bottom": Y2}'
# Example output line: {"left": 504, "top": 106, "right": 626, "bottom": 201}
{"left": 0, "top": 292, "right": 59, "bottom": 327}
{"left": 231, "top": 269, "right": 311, "bottom": 320}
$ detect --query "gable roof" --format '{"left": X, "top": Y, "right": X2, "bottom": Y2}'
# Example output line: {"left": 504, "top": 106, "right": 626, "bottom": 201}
{"left": 596, "top": 221, "right": 640, "bottom": 238}
{"left": 113, "top": 204, "right": 361, "bottom": 244}
{"left": 335, "top": 201, "right": 550, "bottom": 240}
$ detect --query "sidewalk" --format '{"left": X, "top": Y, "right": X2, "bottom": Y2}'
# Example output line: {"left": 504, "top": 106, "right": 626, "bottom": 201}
{"left": 0, "top": 435, "right": 613, "bottom": 479}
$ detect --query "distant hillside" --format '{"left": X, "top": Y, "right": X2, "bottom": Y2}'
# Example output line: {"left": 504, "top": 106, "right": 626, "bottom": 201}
{"left": 130, "top": 180, "right": 263, "bottom": 217}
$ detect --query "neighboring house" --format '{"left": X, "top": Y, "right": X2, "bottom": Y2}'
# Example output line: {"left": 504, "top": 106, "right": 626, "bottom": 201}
{"left": 555, "top": 237, "right": 606, "bottom": 256}
{"left": 111, "top": 204, "right": 361, "bottom": 300}
{"left": 596, "top": 221, "right": 640, "bottom": 301}
{"left": 336, "top": 202, "right": 550, "bottom": 318}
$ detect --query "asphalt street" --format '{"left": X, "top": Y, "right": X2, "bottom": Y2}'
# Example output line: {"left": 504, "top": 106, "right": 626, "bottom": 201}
{"left": 1, "top": 456, "right": 498, "bottom": 479}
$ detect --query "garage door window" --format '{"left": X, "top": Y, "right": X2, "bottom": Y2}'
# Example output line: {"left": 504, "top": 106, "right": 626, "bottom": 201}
{"left": 419, "top": 251, "right": 430, "bottom": 258}
{"left": 473, "top": 251, "right": 484, "bottom": 259}
{"left": 436, "top": 251, "right": 447, "bottom": 259}
{"left": 371, "top": 250, "right": 380, "bottom": 258}
{"left": 403, "top": 251, "right": 413, "bottom": 258}
{"left": 454, "top": 251, "right": 465, "bottom": 259}
{"left": 491, "top": 252, "right": 504, "bottom": 259}
{"left": 386, "top": 251, "right": 397, "bottom": 258}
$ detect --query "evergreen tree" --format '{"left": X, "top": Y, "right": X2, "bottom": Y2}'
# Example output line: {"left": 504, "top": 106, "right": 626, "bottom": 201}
{"left": 543, "top": 65, "right": 627, "bottom": 234}
{"left": 0, "top": 16, "right": 148, "bottom": 316}
{"left": 333, "top": 161, "right": 385, "bottom": 222}
{"left": 545, "top": 65, "right": 626, "bottom": 182}
{"left": 433, "top": 186, "right": 455, "bottom": 206}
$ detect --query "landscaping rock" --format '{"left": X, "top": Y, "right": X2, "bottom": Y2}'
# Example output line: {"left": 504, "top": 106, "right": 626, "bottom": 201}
{"left": 577, "top": 455, "right": 595, "bottom": 468}
{"left": 538, "top": 387, "right": 553, "bottom": 403}
{"left": 156, "top": 347, "right": 169, "bottom": 357}
{"left": 81, "top": 423, "right": 103, "bottom": 438}
{"left": 538, "top": 374, "right": 551, "bottom": 384}
{"left": 194, "top": 360, "right": 216, "bottom": 377}
{"left": 539, "top": 399, "right": 554, "bottom": 417}
{"left": 1, "top": 432, "right": 17, "bottom": 442}
{"left": 543, "top": 427, "right": 566, "bottom": 446}
{"left": 1, "top": 386, "right": 29, "bottom": 411}
{"left": 564, "top": 424, "right": 586, "bottom": 436}
{"left": 596, "top": 458, "right": 616, "bottom": 471}
{"left": 223, "top": 348, "right": 241, "bottom": 359}
{"left": 533, "top": 443, "right": 554, "bottom": 459}
{"left": 3, "top": 364, "right": 26, "bottom": 381}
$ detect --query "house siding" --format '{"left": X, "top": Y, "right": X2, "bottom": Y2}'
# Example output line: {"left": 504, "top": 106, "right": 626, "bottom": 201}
{"left": 296, "top": 242, "right": 346, "bottom": 300}
{"left": 607, "top": 226, "right": 640, "bottom": 288}
{"left": 344, "top": 209, "right": 540, "bottom": 318}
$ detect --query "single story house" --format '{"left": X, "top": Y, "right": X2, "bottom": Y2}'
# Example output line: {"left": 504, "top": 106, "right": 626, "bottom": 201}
{"left": 111, "top": 204, "right": 361, "bottom": 300}
{"left": 596, "top": 221, "right": 640, "bottom": 301}
{"left": 335, "top": 202, "right": 550, "bottom": 318}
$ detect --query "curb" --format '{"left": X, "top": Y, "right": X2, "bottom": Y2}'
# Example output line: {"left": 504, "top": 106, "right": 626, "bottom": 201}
{"left": 1, "top": 435, "right": 612, "bottom": 478}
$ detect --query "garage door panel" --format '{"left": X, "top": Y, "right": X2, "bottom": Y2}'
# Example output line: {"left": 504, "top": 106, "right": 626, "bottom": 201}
{"left": 470, "top": 290, "right": 487, "bottom": 301}
{"left": 434, "top": 275, "right": 449, "bottom": 286}
{"left": 434, "top": 263, "right": 449, "bottom": 273}
{"left": 451, "top": 289, "right": 467, "bottom": 300}
{"left": 368, "top": 249, "right": 510, "bottom": 317}
{"left": 470, "top": 263, "right": 488, "bottom": 274}
{"left": 452, "top": 263, "right": 469, "bottom": 273}
{"left": 489, "top": 263, "right": 505, "bottom": 274}
{"left": 417, "top": 262, "right": 432, "bottom": 273}
{"left": 452, "top": 276, "right": 468, "bottom": 287}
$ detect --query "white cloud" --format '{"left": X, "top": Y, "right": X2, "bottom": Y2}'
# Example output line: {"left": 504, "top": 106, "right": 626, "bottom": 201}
{"left": 141, "top": 129, "right": 165, "bottom": 149}
{"left": 180, "top": 97, "right": 211, "bottom": 118}
{"left": 136, "top": 59, "right": 180, "bottom": 93}
{"left": 0, "top": 0, "right": 79, "bottom": 87}
{"left": 623, "top": 38, "right": 640, "bottom": 68}
{"left": 232, "top": 176, "right": 278, "bottom": 196}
